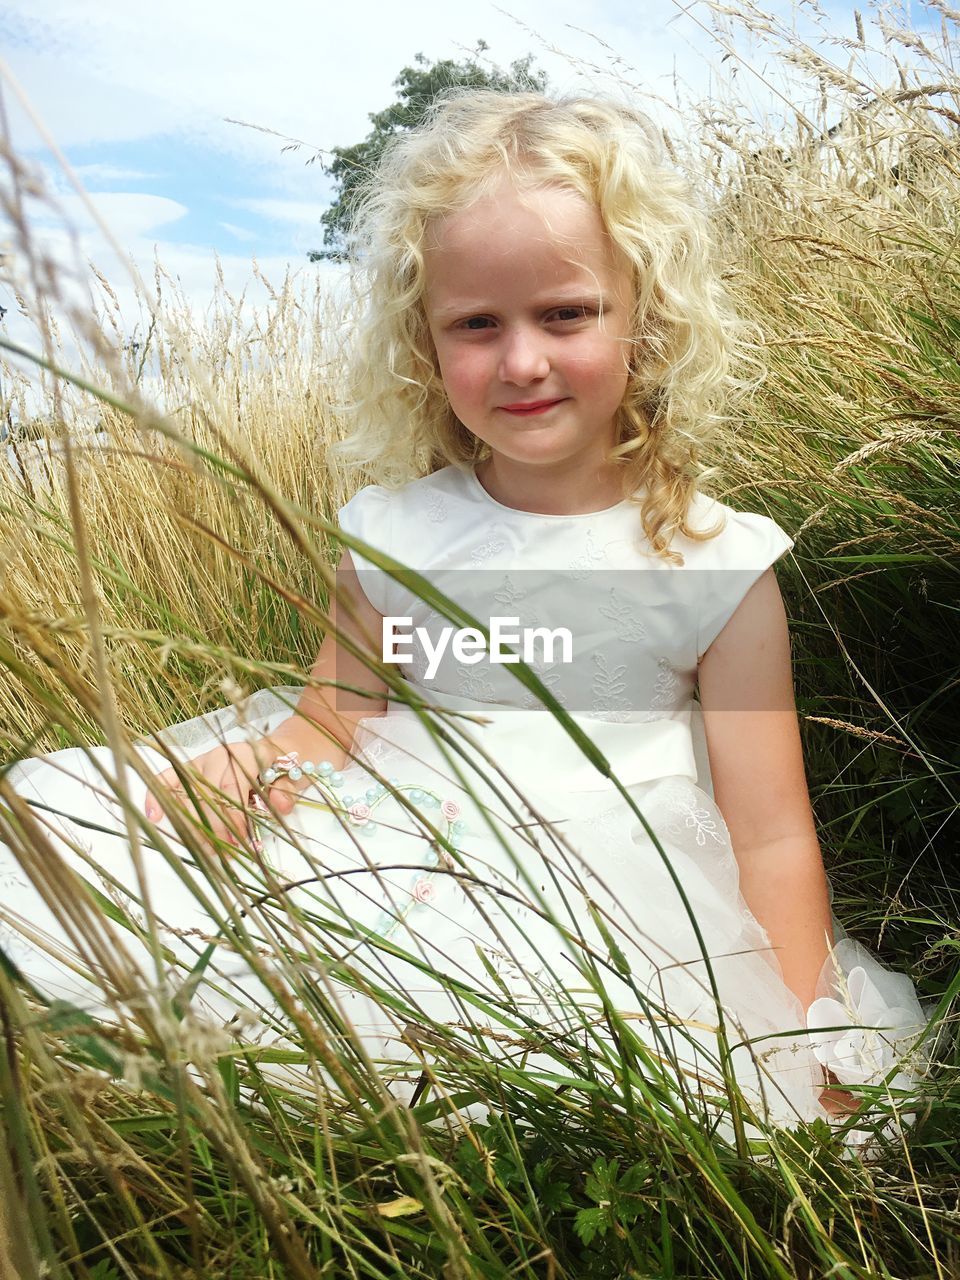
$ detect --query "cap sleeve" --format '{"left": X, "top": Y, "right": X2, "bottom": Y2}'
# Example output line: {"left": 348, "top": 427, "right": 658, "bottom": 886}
{"left": 336, "top": 485, "right": 393, "bottom": 616}
{"left": 696, "top": 510, "right": 795, "bottom": 660}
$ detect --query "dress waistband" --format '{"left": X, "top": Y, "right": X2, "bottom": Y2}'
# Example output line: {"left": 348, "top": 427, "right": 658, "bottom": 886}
{"left": 377, "top": 687, "right": 699, "bottom": 793}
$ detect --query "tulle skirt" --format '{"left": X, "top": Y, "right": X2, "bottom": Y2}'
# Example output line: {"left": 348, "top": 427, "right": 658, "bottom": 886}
{"left": 0, "top": 687, "right": 944, "bottom": 1158}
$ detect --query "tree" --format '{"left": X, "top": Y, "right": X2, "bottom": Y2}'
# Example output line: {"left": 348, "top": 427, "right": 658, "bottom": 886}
{"left": 309, "top": 43, "right": 548, "bottom": 262}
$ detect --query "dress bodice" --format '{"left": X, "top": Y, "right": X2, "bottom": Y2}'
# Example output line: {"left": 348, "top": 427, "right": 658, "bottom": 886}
{"left": 337, "top": 466, "right": 794, "bottom": 725}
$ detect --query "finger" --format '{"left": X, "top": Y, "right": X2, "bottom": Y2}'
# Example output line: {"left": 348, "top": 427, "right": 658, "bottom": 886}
{"left": 178, "top": 782, "right": 247, "bottom": 858}
{"left": 145, "top": 768, "right": 193, "bottom": 822}
{"left": 160, "top": 757, "right": 239, "bottom": 847}
{"left": 265, "top": 768, "right": 316, "bottom": 815}
{"left": 144, "top": 765, "right": 180, "bottom": 820}
{"left": 162, "top": 749, "right": 248, "bottom": 848}
{"left": 269, "top": 785, "right": 298, "bottom": 816}
{"left": 217, "top": 748, "right": 264, "bottom": 844}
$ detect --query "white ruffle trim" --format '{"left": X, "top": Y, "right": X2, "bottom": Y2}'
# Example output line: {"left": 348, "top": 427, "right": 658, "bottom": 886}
{"left": 802, "top": 935, "right": 947, "bottom": 1159}
{"left": 806, "top": 938, "right": 940, "bottom": 1091}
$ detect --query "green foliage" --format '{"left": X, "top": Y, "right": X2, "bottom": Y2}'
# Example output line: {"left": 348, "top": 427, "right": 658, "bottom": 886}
{"left": 309, "top": 42, "right": 548, "bottom": 262}
{"left": 574, "top": 1155, "right": 651, "bottom": 1245}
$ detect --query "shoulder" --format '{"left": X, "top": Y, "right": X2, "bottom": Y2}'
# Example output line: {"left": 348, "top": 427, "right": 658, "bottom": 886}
{"left": 340, "top": 468, "right": 471, "bottom": 537}
{"left": 676, "top": 491, "right": 794, "bottom": 569}
{"left": 673, "top": 491, "right": 795, "bottom": 661}
{"left": 335, "top": 466, "right": 480, "bottom": 618}
{"left": 337, "top": 465, "right": 474, "bottom": 554}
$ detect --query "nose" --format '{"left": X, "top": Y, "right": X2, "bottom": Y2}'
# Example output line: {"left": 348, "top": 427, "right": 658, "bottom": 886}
{"left": 497, "top": 324, "right": 550, "bottom": 385}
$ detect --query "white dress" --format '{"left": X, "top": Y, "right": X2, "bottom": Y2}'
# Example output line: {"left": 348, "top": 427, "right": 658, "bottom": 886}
{"left": 0, "top": 465, "right": 942, "bottom": 1155}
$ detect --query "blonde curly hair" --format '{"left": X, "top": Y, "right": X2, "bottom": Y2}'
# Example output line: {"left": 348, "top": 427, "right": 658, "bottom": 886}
{"left": 331, "top": 89, "right": 761, "bottom": 560}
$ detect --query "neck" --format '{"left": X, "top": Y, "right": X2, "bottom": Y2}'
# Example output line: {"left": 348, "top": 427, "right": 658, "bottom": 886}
{"left": 474, "top": 457, "right": 626, "bottom": 515}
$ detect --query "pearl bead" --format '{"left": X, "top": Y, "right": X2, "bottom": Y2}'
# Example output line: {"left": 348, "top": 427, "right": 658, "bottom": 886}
{"left": 330, "top": 772, "right": 344, "bottom": 787}
{"left": 263, "top": 768, "right": 278, "bottom": 784}
{"left": 302, "top": 761, "right": 316, "bottom": 776}
{"left": 409, "top": 788, "right": 423, "bottom": 803}
{"left": 318, "top": 761, "right": 334, "bottom": 776}
{"left": 288, "top": 766, "right": 303, "bottom": 781}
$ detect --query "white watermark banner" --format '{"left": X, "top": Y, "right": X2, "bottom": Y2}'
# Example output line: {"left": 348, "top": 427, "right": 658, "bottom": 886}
{"left": 330, "top": 566, "right": 791, "bottom": 713}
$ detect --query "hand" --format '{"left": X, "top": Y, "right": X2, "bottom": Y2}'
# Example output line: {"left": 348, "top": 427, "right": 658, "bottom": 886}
{"left": 144, "top": 717, "right": 343, "bottom": 854}
{"left": 819, "top": 1070, "right": 864, "bottom": 1118}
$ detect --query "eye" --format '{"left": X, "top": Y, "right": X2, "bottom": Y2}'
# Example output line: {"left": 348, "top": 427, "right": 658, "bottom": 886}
{"left": 550, "top": 305, "right": 591, "bottom": 322}
{"left": 458, "top": 316, "right": 494, "bottom": 331}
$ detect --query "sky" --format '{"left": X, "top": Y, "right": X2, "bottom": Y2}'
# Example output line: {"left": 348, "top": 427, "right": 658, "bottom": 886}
{"left": 0, "top": 0, "right": 898, "bottom": 415}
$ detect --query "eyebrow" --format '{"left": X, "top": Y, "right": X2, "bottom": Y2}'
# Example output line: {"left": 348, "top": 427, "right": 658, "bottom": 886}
{"left": 429, "top": 292, "right": 615, "bottom": 319}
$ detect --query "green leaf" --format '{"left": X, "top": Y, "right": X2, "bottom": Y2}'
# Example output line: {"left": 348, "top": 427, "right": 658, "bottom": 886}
{"left": 171, "top": 941, "right": 219, "bottom": 1020}
{"left": 574, "top": 1204, "right": 612, "bottom": 1246}
{"left": 88, "top": 1263, "right": 122, "bottom": 1280}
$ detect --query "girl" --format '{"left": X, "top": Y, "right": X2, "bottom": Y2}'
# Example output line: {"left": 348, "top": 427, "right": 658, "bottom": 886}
{"left": 1, "top": 91, "right": 940, "bottom": 1156}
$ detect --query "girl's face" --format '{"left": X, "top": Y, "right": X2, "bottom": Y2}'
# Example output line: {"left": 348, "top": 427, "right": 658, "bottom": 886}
{"left": 423, "top": 176, "right": 634, "bottom": 485}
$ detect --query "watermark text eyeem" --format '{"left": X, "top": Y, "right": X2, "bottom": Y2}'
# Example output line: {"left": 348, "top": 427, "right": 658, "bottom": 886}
{"left": 383, "top": 616, "right": 573, "bottom": 680}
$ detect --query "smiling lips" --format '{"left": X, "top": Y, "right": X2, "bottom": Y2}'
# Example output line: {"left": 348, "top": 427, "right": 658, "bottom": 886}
{"left": 499, "top": 399, "right": 565, "bottom": 415}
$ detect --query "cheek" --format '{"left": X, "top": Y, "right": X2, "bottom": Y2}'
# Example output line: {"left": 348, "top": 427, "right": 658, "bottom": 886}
{"left": 600, "top": 338, "right": 632, "bottom": 391}
{"left": 571, "top": 340, "right": 630, "bottom": 394}
{"left": 435, "top": 346, "right": 488, "bottom": 405}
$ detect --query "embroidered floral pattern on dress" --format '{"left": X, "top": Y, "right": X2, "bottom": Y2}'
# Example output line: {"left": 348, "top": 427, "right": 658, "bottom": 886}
{"left": 519, "top": 665, "right": 567, "bottom": 710}
{"left": 567, "top": 529, "right": 607, "bottom": 579}
{"left": 663, "top": 791, "right": 727, "bottom": 847}
{"left": 647, "top": 657, "right": 682, "bottom": 717}
{"left": 412, "top": 877, "right": 438, "bottom": 904}
{"left": 456, "top": 662, "right": 498, "bottom": 702}
{"left": 252, "top": 767, "right": 469, "bottom": 944}
{"left": 468, "top": 525, "right": 510, "bottom": 566}
{"left": 493, "top": 574, "right": 527, "bottom": 607}
{"left": 590, "top": 653, "right": 633, "bottom": 721}
{"left": 426, "top": 492, "right": 448, "bottom": 523}
{"left": 598, "top": 589, "right": 646, "bottom": 642}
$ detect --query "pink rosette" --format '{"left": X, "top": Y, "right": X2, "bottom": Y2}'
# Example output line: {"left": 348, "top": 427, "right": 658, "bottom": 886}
{"left": 440, "top": 799, "right": 460, "bottom": 821}
{"left": 412, "top": 877, "right": 436, "bottom": 904}
{"left": 348, "top": 802, "right": 371, "bottom": 825}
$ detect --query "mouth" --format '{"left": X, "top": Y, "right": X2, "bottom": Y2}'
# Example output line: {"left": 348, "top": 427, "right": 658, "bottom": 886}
{"left": 499, "top": 399, "right": 565, "bottom": 416}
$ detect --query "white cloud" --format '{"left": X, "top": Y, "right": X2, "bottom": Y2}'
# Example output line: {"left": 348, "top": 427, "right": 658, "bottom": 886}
{"left": 1, "top": 46, "right": 195, "bottom": 152}
{"left": 38, "top": 192, "right": 189, "bottom": 241}
{"left": 4, "top": 0, "right": 914, "bottom": 425}
{"left": 1, "top": 0, "right": 722, "bottom": 174}
{"left": 1, "top": 215, "right": 342, "bottom": 419}
{"left": 219, "top": 221, "right": 258, "bottom": 242}
{"left": 73, "top": 162, "right": 160, "bottom": 183}
{"left": 230, "top": 197, "right": 329, "bottom": 224}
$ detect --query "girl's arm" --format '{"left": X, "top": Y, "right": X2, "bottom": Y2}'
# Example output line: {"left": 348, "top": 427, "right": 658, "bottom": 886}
{"left": 283, "top": 549, "right": 389, "bottom": 769}
{"left": 696, "top": 568, "right": 834, "bottom": 1013}
{"left": 145, "top": 551, "right": 388, "bottom": 840}
{"left": 697, "top": 570, "right": 861, "bottom": 1114}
